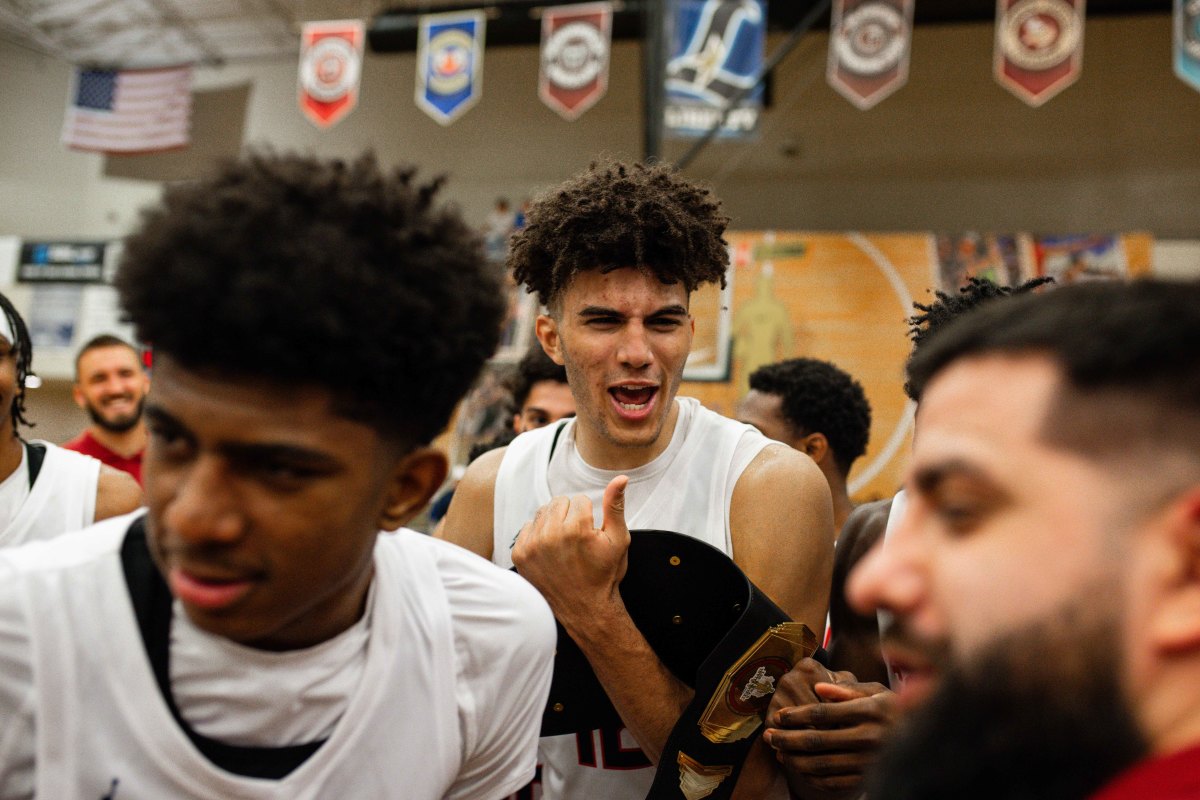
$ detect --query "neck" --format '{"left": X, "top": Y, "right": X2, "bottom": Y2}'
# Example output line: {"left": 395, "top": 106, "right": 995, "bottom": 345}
{"left": 820, "top": 465, "right": 854, "bottom": 537}
{"left": 575, "top": 398, "right": 681, "bottom": 472}
{"left": 88, "top": 422, "right": 147, "bottom": 458}
{"left": 0, "top": 427, "right": 22, "bottom": 483}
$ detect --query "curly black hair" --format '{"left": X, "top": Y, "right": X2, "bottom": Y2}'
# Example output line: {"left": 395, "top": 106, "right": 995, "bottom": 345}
{"left": 508, "top": 346, "right": 568, "bottom": 413}
{"left": 905, "top": 276, "right": 1053, "bottom": 401}
{"left": 0, "top": 291, "right": 33, "bottom": 436}
{"left": 748, "top": 357, "right": 872, "bottom": 477}
{"left": 508, "top": 161, "right": 731, "bottom": 309}
{"left": 115, "top": 151, "right": 504, "bottom": 447}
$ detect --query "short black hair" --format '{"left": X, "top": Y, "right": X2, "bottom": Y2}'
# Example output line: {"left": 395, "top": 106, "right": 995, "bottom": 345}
{"left": 905, "top": 276, "right": 1052, "bottom": 401}
{"left": 75, "top": 334, "right": 141, "bottom": 380}
{"left": 0, "top": 291, "right": 33, "bottom": 435}
{"left": 508, "top": 161, "right": 730, "bottom": 309}
{"left": 509, "top": 347, "right": 568, "bottom": 413}
{"left": 748, "top": 357, "right": 872, "bottom": 477}
{"left": 907, "top": 279, "right": 1200, "bottom": 467}
{"left": 116, "top": 151, "right": 504, "bottom": 447}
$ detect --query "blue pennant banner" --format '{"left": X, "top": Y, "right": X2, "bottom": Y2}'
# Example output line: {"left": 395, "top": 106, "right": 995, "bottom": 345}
{"left": 416, "top": 10, "right": 485, "bottom": 125}
{"left": 664, "top": 0, "right": 766, "bottom": 140}
{"left": 1176, "top": 0, "right": 1200, "bottom": 92}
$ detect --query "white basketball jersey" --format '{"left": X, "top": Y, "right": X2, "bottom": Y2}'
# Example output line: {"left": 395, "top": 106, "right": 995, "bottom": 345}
{"left": 0, "top": 441, "right": 99, "bottom": 549}
{"left": 493, "top": 397, "right": 772, "bottom": 800}
{"left": 0, "top": 513, "right": 554, "bottom": 799}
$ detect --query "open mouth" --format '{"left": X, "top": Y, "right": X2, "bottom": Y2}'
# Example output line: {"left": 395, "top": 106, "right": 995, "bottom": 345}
{"left": 170, "top": 567, "right": 258, "bottom": 612}
{"left": 883, "top": 649, "right": 940, "bottom": 710}
{"left": 608, "top": 384, "right": 658, "bottom": 419}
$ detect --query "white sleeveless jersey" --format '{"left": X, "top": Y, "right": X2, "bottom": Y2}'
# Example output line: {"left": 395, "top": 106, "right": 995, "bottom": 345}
{"left": 0, "top": 441, "right": 99, "bottom": 549}
{"left": 493, "top": 397, "right": 773, "bottom": 800}
{"left": 0, "top": 513, "right": 555, "bottom": 800}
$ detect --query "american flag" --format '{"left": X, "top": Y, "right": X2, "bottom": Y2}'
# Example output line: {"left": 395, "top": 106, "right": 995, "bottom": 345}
{"left": 61, "top": 65, "right": 193, "bottom": 154}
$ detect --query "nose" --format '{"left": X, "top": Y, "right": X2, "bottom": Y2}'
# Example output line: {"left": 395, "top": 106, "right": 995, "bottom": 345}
{"left": 161, "top": 455, "right": 246, "bottom": 547}
{"left": 617, "top": 321, "right": 654, "bottom": 369}
{"left": 846, "top": 497, "right": 927, "bottom": 621}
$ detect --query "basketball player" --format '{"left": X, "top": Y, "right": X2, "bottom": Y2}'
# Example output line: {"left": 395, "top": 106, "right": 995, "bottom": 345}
{"left": 0, "top": 153, "right": 555, "bottom": 799}
{"left": 737, "top": 357, "right": 872, "bottom": 533}
{"left": 850, "top": 279, "right": 1200, "bottom": 799}
{"left": 510, "top": 346, "right": 575, "bottom": 433}
{"left": 0, "top": 293, "right": 142, "bottom": 549}
{"left": 64, "top": 334, "right": 150, "bottom": 484}
{"left": 440, "top": 161, "right": 835, "bottom": 798}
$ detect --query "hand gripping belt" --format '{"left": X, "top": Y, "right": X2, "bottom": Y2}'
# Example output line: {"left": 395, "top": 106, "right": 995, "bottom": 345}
{"left": 533, "top": 530, "right": 820, "bottom": 800}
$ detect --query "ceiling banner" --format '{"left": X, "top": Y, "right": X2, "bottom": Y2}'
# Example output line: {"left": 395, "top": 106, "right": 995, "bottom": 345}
{"left": 540, "top": 3, "right": 613, "bottom": 120}
{"left": 827, "top": 0, "right": 915, "bottom": 110}
{"left": 298, "top": 19, "right": 365, "bottom": 128}
{"left": 1175, "top": 0, "right": 1200, "bottom": 92}
{"left": 416, "top": 10, "right": 486, "bottom": 125}
{"left": 994, "top": 0, "right": 1086, "bottom": 107}
{"left": 664, "top": 0, "right": 766, "bottom": 140}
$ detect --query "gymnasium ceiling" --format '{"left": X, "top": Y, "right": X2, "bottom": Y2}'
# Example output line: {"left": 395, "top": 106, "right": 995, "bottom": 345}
{"left": 0, "top": 0, "right": 1172, "bottom": 69}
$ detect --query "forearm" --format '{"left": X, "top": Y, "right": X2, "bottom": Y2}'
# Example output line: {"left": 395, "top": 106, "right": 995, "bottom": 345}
{"left": 565, "top": 595, "right": 693, "bottom": 764}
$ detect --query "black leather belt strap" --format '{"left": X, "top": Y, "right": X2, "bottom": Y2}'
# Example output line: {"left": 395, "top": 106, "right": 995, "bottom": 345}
{"left": 533, "top": 530, "right": 817, "bottom": 800}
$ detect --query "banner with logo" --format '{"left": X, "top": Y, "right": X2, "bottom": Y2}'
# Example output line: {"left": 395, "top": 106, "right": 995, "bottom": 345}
{"left": 827, "top": 0, "right": 914, "bottom": 110}
{"left": 1176, "top": 0, "right": 1200, "bottom": 92}
{"left": 540, "top": 3, "right": 612, "bottom": 120}
{"left": 298, "top": 19, "right": 364, "bottom": 128}
{"left": 417, "top": 11, "right": 485, "bottom": 125}
{"left": 994, "top": 0, "right": 1085, "bottom": 106}
{"left": 664, "top": 0, "right": 766, "bottom": 139}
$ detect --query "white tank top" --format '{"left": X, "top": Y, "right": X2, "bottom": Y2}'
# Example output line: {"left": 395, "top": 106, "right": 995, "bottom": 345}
{"left": 493, "top": 396, "right": 772, "bottom": 800}
{"left": 0, "top": 441, "right": 99, "bottom": 549}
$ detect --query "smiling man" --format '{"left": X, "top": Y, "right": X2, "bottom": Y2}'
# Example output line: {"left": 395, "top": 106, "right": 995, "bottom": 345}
{"left": 440, "top": 161, "right": 835, "bottom": 799}
{"left": 64, "top": 334, "right": 150, "bottom": 485}
{"left": 849, "top": 279, "right": 1200, "bottom": 799}
{"left": 0, "top": 153, "right": 555, "bottom": 799}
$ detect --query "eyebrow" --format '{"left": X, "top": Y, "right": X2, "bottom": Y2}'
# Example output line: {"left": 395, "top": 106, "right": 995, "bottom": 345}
{"left": 145, "top": 404, "right": 342, "bottom": 469}
{"left": 910, "top": 459, "right": 996, "bottom": 495}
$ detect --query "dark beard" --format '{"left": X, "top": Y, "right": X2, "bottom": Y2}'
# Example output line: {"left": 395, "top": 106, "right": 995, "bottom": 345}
{"left": 866, "top": 602, "right": 1148, "bottom": 800}
{"left": 86, "top": 396, "right": 145, "bottom": 434}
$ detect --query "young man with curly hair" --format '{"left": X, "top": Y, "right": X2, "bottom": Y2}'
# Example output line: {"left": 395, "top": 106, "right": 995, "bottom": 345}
{"left": 0, "top": 153, "right": 555, "bottom": 799}
{"left": 0, "top": 295, "right": 142, "bottom": 548}
{"left": 440, "top": 161, "right": 835, "bottom": 799}
{"left": 738, "top": 357, "right": 872, "bottom": 533}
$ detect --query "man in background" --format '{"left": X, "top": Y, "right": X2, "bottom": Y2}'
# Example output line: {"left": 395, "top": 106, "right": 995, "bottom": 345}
{"left": 510, "top": 346, "right": 575, "bottom": 433}
{"left": 737, "top": 357, "right": 871, "bottom": 534}
{"left": 63, "top": 334, "right": 149, "bottom": 485}
{"left": 850, "top": 279, "right": 1200, "bottom": 799}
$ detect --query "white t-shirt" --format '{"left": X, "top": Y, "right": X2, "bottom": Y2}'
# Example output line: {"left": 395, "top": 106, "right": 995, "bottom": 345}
{"left": 0, "top": 512, "right": 556, "bottom": 799}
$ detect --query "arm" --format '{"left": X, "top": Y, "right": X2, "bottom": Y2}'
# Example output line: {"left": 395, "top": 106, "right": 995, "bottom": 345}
{"left": 434, "top": 447, "right": 505, "bottom": 559}
{"left": 727, "top": 444, "right": 836, "bottom": 797}
{"left": 825, "top": 499, "right": 892, "bottom": 683}
{"left": 0, "top": 561, "right": 35, "bottom": 800}
{"left": 93, "top": 466, "right": 143, "bottom": 521}
{"left": 511, "top": 478, "right": 693, "bottom": 765}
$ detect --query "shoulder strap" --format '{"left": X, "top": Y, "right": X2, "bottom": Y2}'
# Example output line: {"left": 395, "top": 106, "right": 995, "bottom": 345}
{"left": 23, "top": 440, "right": 46, "bottom": 488}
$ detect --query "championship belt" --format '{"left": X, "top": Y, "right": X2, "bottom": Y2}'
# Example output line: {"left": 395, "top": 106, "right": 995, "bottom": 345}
{"left": 536, "top": 530, "right": 818, "bottom": 800}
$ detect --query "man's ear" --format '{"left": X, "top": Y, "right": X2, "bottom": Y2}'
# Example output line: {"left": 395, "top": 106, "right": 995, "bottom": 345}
{"left": 535, "top": 314, "right": 565, "bottom": 366}
{"left": 71, "top": 383, "right": 86, "bottom": 411}
{"left": 1148, "top": 487, "right": 1200, "bottom": 656}
{"left": 377, "top": 447, "right": 449, "bottom": 532}
{"left": 799, "top": 432, "right": 831, "bottom": 467}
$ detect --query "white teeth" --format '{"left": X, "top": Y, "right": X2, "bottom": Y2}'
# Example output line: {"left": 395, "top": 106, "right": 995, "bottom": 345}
{"left": 618, "top": 401, "right": 648, "bottom": 411}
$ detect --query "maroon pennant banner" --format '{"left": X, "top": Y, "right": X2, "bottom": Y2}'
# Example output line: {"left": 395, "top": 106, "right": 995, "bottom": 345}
{"left": 298, "top": 19, "right": 365, "bottom": 128}
{"left": 994, "top": 0, "right": 1085, "bottom": 107}
{"left": 539, "top": 2, "right": 612, "bottom": 121}
{"left": 827, "top": 0, "right": 914, "bottom": 110}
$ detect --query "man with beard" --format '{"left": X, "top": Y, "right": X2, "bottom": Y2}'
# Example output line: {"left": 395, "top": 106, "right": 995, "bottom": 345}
{"left": 64, "top": 334, "right": 150, "bottom": 484}
{"left": 0, "top": 295, "right": 142, "bottom": 549}
{"left": 848, "top": 278, "right": 1200, "bottom": 799}
{"left": 440, "top": 161, "right": 835, "bottom": 799}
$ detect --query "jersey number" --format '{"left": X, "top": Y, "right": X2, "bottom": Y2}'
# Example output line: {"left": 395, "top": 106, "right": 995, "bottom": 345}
{"left": 575, "top": 727, "right": 652, "bottom": 770}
